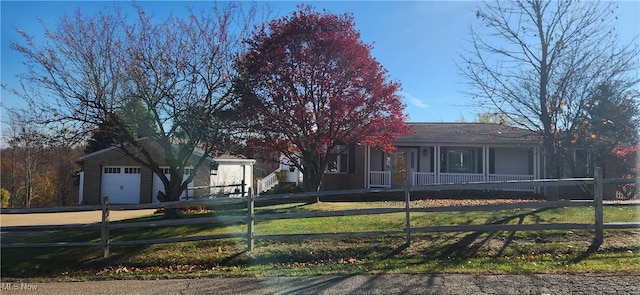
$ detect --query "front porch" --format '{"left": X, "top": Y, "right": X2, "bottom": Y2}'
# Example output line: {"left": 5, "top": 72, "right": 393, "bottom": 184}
{"left": 366, "top": 144, "right": 540, "bottom": 192}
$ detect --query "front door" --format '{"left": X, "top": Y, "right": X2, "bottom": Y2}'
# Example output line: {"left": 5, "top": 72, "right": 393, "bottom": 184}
{"left": 392, "top": 152, "right": 408, "bottom": 186}
{"left": 392, "top": 148, "right": 418, "bottom": 186}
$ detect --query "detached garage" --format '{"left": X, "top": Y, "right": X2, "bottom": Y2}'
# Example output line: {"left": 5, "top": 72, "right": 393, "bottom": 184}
{"left": 100, "top": 166, "right": 142, "bottom": 204}
{"left": 78, "top": 140, "right": 255, "bottom": 205}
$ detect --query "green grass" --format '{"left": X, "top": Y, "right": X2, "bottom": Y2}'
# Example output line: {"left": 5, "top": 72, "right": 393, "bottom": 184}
{"left": 2, "top": 201, "right": 639, "bottom": 280}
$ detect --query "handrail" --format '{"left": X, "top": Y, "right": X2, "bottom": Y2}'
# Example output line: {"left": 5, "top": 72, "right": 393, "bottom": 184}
{"left": 257, "top": 169, "right": 280, "bottom": 195}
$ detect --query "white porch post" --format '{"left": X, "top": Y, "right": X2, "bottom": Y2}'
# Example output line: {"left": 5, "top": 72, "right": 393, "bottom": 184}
{"left": 535, "top": 147, "right": 540, "bottom": 179}
{"left": 483, "top": 146, "right": 489, "bottom": 182}
{"left": 531, "top": 147, "right": 541, "bottom": 194}
{"left": 434, "top": 146, "right": 440, "bottom": 184}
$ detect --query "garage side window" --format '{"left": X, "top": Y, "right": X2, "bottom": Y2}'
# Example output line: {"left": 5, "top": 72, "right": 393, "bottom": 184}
{"left": 104, "top": 167, "right": 121, "bottom": 174}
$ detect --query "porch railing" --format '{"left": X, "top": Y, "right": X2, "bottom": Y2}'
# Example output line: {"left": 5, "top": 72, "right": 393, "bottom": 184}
{"left": 369, "top": 171, "right": 391, "bottom": 188}
{"left": 370, "top": 171, "right": 536, "bottom": 191}
{"left": 257, "top": 170, "right": 279, "bottom": 195}
{"left": 413, "top": 172, "right": 436, "bottom": 186}
{"left": 487, "top": 174, "right": 535, "bottom": 182}
{"left": 440, "top": 173, "right": 484, "bottom": 184}
{"left": 488, "top": 174, "right": 535, "bottom": 191}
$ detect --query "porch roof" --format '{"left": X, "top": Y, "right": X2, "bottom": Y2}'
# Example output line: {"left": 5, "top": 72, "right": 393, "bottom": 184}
{"left": 396, "top": 123, "right": 540, "bottom": 145}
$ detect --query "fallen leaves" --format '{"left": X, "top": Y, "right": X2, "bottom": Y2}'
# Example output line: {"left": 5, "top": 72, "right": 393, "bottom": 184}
{"left": 410, "top": 199, "right": 542, "bottom": 208}
{"left": 95, "top": 264, "right": 216, "bottom": 276}
{"left": 280, "top": 257, "right": 360, "bottom": 268}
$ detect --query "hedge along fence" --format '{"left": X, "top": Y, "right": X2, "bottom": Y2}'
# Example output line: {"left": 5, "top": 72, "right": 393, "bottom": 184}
{"left": 1, "top": 168, "right": 639, "bottom": 258}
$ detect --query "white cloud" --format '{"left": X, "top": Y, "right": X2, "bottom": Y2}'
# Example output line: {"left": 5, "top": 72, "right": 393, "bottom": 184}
{"left": 400, "top": 92, "right": 429, "bottom": 109}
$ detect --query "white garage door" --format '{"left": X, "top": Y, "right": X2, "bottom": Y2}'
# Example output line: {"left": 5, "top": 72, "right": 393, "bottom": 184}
{"left": 101, "top": 166, "right": 141, "bottom": 204}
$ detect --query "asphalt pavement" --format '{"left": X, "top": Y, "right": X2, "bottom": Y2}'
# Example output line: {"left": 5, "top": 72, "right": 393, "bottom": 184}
{"left": 1, "top": 274, "right": 639, "bottom": 294}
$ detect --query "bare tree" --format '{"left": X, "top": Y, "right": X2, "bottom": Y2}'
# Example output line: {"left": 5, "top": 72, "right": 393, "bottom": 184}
{"left": 1, "top": 108, "right": 83, "bottom": 208}
{"left": 8, "top": 3, "right": 258, "bottom": 217}
{"left": 459, "top": 1, "right": 639, "bottom": 185}
{"left": 4, "top": 114, "right": 48, "bottom": 208}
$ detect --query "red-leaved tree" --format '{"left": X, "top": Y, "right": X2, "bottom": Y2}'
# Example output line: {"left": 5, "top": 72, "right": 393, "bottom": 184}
{"left": 236, "top": 6, "right": 410, "bottom": 192}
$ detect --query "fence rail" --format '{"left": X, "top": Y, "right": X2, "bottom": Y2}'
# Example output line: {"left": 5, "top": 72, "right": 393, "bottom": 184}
{"left": 1, "top": 168, "right": 638, "bottom": 258}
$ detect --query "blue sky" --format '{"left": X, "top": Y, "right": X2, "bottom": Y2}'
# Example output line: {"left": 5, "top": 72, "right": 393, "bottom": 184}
{"left": 1, "top": 1, "right": 639, "bottom": 124}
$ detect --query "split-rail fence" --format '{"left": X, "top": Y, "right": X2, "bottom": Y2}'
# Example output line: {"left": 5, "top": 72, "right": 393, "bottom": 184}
{"left": 1, "top": 167, "right": 638, "bottom": 258}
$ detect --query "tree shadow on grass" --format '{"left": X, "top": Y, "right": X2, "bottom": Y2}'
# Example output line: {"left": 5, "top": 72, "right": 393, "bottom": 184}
{"left": 429, "top": 207, "right": 609, "bottom": 267}
{"left": 438, "top": 208, "right": 551, "bottom": 260}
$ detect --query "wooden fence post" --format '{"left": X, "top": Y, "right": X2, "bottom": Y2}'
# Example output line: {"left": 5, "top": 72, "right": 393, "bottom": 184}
{"left": 247, "top": 190, "right": 254, "bottom": 251}
{"left": 594, "top": 167, "right": 604, "bottom": 245}
{"left": 404, "top": 177, "right": 411, "bottom": 246}
{"left": 241, "top": 179, "right": 246, "bottom": 198}
{"left": 101, "top": 196, "right": 110, "bottom": 258}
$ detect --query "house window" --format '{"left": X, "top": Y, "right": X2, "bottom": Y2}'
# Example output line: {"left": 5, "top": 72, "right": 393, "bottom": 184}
{"left": 160, "top": 167, "right": 171, "bottom": 175}
{"left": 104, "top": 167, "right": 121, "bottom": 174}
{"left": 573, "top": 148, "right": 591, "bottom": 176}
{"left": 327, "top": 146, "right": 350, "bottom": 173}
{"left": 184, "top": 168, "right": 194, "bottom": 176}
{"left": 124, "top": 167, "right": 140, "bottom": 174}
{"left": 440, "top": 147, "right": 483, "bottom": 173}
{"left": 410, "top": 151, "right": 415, "bottom": 169}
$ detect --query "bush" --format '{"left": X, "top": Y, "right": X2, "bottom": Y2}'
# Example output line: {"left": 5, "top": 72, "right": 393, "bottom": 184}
{"left": 1, "top": 188, "right": 9, "bottom": 208}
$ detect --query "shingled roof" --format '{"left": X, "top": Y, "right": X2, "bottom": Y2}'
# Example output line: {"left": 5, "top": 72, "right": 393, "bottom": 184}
{"left": 396, "top": 123, "right": 541, "bottom": 145}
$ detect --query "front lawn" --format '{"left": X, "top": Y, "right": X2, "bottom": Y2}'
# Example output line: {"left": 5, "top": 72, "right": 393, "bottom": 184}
{"left": 1, "top": 200, "right": 638, "bottom": 280}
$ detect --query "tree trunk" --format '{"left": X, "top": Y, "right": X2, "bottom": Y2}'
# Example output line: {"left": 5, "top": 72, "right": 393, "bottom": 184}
{"left": 163, "top": 207, "right": 181, "bottom": 219}
{"left": 162, "top": 178, "right": 184, "bottom": 219}
{"left": 543, "top": 134, "right": 560, "bottom": 201}
{"left": 302, "top": 168, "right": 323, "bottom": 202}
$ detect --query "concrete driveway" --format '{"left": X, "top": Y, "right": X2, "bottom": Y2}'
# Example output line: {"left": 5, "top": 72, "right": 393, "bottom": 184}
{"left": 0, "top": 209, "right": 158, "bottom": 227}
{"left": 0, "top": 209, "right": 157, "bottom": 243}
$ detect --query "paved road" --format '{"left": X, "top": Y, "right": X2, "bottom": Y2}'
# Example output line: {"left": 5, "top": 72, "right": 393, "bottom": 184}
{"left": 1, "top": 274, "right": 639, "bottom": 294}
